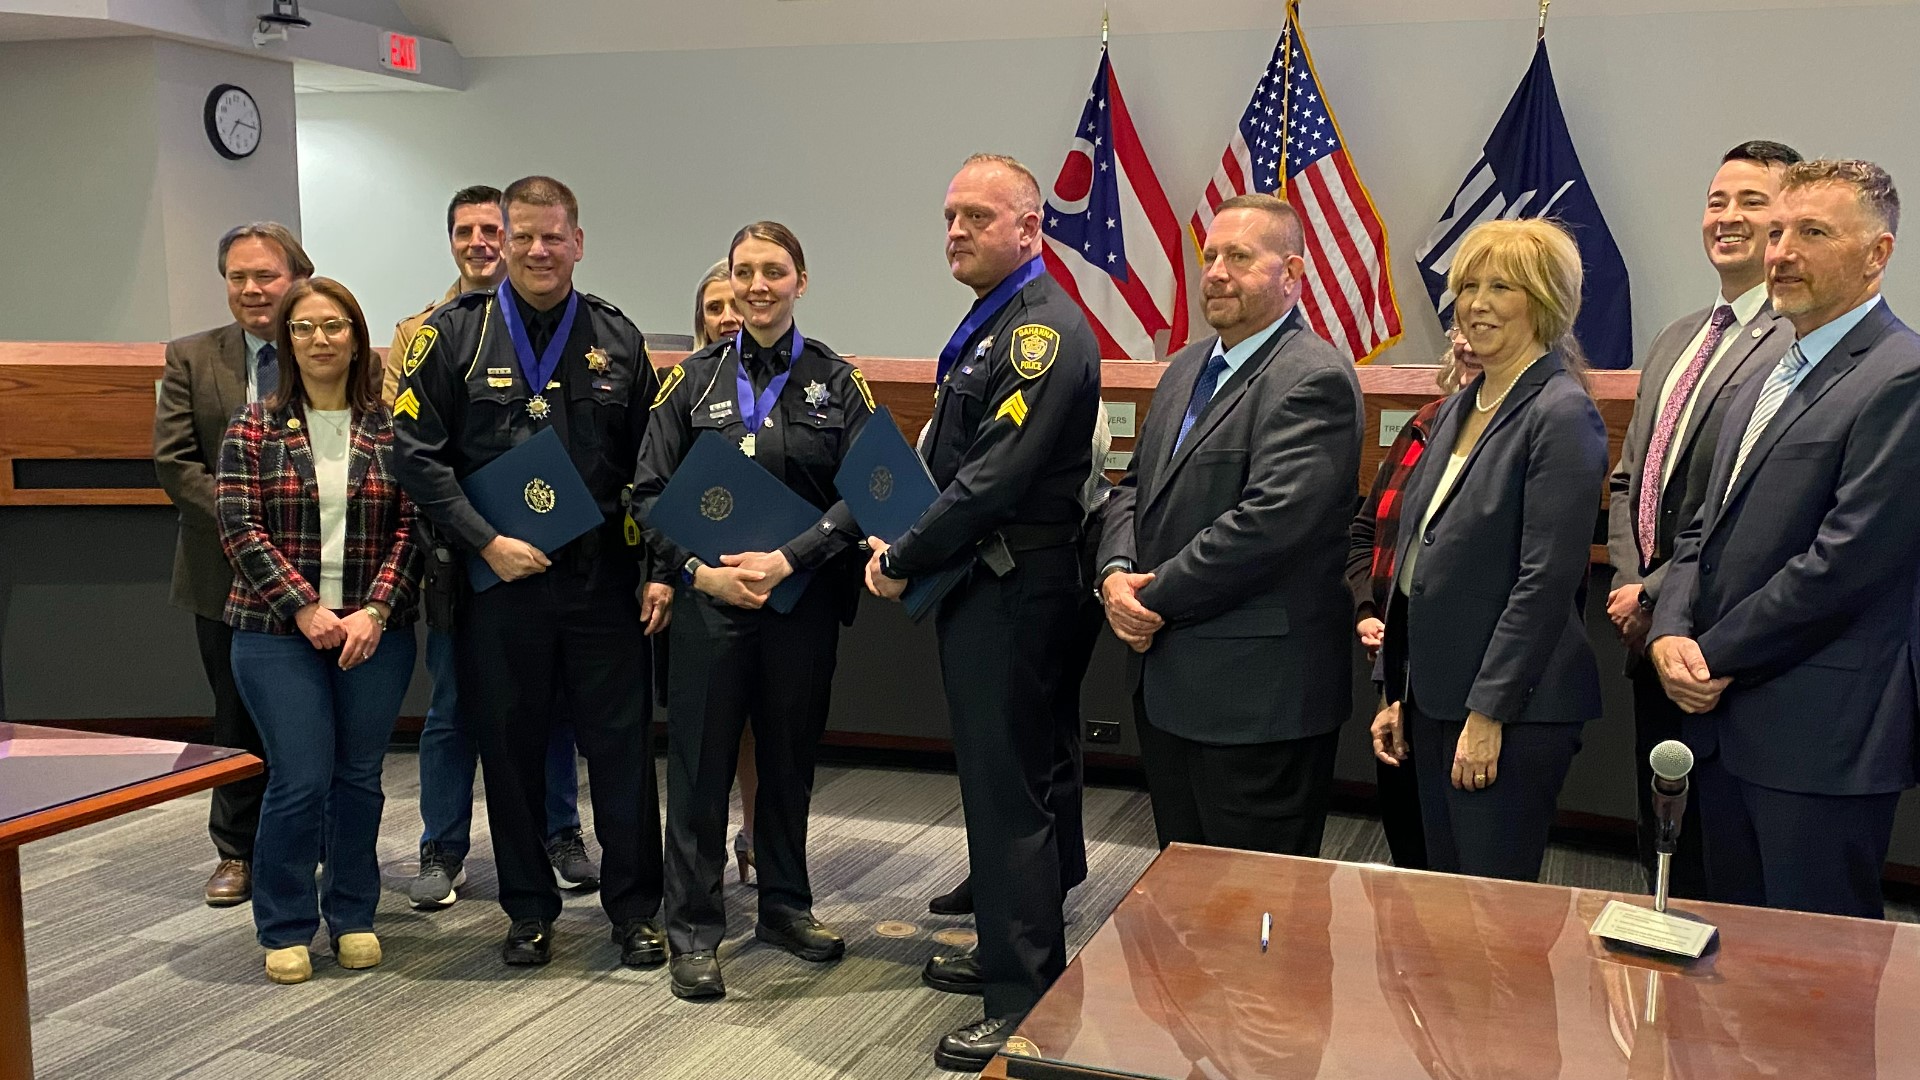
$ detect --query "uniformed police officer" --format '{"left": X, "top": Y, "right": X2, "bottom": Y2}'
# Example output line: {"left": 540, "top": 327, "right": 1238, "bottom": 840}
{"left": 864, "top": 154, "right": 1101, "bottom": 1072}
{"left": 633, "top": 222, "right": 876, "bottom": 1001}
{"left": 390, "top": 175, "right": 672, "bottom": 968}
{"left": 385, "top": 184, "right": 600, "bottom": 913}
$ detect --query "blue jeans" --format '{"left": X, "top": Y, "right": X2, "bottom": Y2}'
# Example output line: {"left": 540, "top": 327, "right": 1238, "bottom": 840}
{"left": 418, "top": 626, "right": 580, "bottom": 860}
{"left": 232, "top": 626, "right": 416, "bottom": 949}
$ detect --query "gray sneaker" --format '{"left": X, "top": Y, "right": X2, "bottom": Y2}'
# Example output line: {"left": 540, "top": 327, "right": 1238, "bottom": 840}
{"left": 409, "top": 845, "right": 466, "bottom": 910}
{"left": 547, "top": 827, "right": 600, "bottom": 891}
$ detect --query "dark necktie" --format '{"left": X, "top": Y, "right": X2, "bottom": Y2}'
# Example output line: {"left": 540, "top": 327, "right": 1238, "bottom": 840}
{"left": 1636, "top": 305, "right": 1734, "bottom": 562}
{"left": 1173, "top": 354, "right": 1229, "bottom": 456}
{"left": 255, "top": 342, "right": 279, "bottom": 402}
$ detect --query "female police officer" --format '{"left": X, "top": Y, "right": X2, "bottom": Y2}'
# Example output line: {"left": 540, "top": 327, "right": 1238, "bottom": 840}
{"left": 633, "top": 222, "right": 876, "bottom": 1000}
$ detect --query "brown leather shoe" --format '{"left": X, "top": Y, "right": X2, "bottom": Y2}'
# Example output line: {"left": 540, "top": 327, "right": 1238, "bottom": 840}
{"left": 205, "top": 859, "right": 252, "bottom": 907}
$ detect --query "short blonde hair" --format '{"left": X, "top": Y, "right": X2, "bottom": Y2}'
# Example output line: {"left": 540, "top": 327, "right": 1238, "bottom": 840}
{"left": 1447, "top": 218, "right": 1585, "bottom": 364}
{"left": 691, "top": 260, "right": 730, "bottom": 348}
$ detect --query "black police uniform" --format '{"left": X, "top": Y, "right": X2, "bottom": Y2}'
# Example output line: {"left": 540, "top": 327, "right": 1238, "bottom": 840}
{"left": 632, "top": 329, "right": 875, "bottom": 958}
{"left": 885, "top": 272, "right": 1100, "bottom": 1022}
{"left": 390, "top": 284, "right": 664, "bottom": 932}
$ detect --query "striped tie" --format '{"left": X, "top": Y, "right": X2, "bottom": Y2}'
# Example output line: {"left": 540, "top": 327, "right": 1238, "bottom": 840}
{"left": 1723, "top": 342, "right": 1812, "bottom": 505}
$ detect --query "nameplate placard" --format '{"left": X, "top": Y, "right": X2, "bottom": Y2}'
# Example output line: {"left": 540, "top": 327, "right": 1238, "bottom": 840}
{"left": 1105, "top": 401, "right": 1137, "bottom": 439}
{"left": 1589, "top": 899, "right": 1717, "bottom": 958}
{"left": 1104, "top": 450, "right": 1133, "bottom": 471}
{"left": 1378, "top": 409, "right": 1416, "bottom": 447}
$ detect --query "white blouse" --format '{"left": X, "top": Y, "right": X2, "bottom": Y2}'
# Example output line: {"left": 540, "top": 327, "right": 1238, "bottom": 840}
{"left": 308, "top": 410, "right": 353, "bottom": 609}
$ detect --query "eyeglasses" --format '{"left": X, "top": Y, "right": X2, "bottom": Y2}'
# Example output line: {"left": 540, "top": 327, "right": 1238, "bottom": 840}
{"left": 288, "top": 318, "right": 353, "bottom": 341}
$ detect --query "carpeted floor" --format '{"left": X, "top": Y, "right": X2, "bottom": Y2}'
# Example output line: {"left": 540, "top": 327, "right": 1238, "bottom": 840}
{"left": 17, "top": 755, "right": 1914, "bottom": 1078}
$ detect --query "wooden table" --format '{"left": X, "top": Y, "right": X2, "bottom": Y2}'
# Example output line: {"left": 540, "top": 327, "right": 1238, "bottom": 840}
{"left": 988, "top": 843, "right": 1920, "bottom": 1079}
{"left": 0, "top": 724, "right": 262, "bottom": 1080}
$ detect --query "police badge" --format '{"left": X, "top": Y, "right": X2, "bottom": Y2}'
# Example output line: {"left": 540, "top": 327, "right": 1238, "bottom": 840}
{"left": 804, "top": 380, "right": 829, "bottom": 408}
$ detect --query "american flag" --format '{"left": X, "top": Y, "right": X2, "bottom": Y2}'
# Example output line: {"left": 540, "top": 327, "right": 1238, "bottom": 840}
{"left": 1042, "top": 45, "right": 1188, "bottom": 360}
{"left": 1190, "top": 4, "right": 1402, "bottom": 363}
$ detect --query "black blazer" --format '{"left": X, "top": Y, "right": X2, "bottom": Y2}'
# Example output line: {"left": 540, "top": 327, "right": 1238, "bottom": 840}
{"left": 1386, "top": 350, "right": 1608, "bottom": 725}
{"left": 1098, "top": 314, "right": 1363, "bottom": 744}
{"left": 1650, "top": 300, "right": 1920, "bottom": 797}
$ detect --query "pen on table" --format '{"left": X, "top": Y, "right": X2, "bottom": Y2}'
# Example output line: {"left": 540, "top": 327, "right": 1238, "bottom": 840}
{"left": 1260, "top": 911, "right": 1271, "bottom": 953}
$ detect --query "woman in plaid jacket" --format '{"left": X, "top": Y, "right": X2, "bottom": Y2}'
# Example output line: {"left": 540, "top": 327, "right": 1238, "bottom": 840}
{"left": 217, "top": 276, "right": 423, "bottom": 985}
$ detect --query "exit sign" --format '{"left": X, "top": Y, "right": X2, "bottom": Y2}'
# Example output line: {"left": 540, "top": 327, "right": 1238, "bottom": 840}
{"left": 380, "top": 31, "right": 421, "bottom": 74}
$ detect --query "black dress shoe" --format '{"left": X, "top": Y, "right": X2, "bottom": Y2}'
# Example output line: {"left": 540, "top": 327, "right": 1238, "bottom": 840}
{"left": 934, "top": 1015, "right": 1018, "bottom": 1073}
{"left": 669, "top": 951, "right": 726, "bottom": 1000}
{"left": 611, "top": 918, "right": 667, "bottom": 968}
{"left": 502, "top": 918, "right": 552, "bottom": 966}
{"left": 754, "top": 913, "right": 845, "bottom": 962}
{"left": 921, "top": 947, "right": 983, "bottom": 995}
{"left": 928, "top": 876, "right": 974, "bottom": 916}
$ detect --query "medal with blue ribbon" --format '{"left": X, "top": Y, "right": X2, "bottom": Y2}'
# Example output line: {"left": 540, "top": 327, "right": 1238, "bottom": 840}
{"left": 497, "top": 281, "right": 580, "bottom": 420}
{"left": 733, "top": 323, "right": 802, "bottom": 457}
{"left": 937, "top": 255, "right": 1046, "bottom": 387}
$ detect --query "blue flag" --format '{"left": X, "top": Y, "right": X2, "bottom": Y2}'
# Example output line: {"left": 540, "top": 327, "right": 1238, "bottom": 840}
{"left": 1414, "top": 41, "right": 1632, "bottom": 369}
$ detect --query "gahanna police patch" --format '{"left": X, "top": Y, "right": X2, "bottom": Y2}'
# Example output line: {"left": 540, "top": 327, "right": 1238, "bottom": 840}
{"left": 1009, "top": 324, "right": 1060, "bottom": 380}
{"left": 652, "top": 364, "right": 685, "bottom": 409}
{"left": 402, "top": 326, "right": 437, "bottom": 377}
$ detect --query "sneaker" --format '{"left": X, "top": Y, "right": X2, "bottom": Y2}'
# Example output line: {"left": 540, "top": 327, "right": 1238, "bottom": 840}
{"left": 409, "top": 845, "right": 466, "bottom": 910}
{"left": 547, "top": 827, "right": 600, "bottom": 891}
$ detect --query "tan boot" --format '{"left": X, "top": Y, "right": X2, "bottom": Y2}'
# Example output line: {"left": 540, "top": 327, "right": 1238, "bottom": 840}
{"left": 334, "top": 932, "right": 382, "bottom": 970}
{"left": 265, "top": 945, "right": 311, "bottom": 984}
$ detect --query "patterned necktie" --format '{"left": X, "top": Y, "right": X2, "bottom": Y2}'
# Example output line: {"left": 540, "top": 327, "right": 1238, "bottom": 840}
{"left": 1724, "top": 342, "right": 1813, "bottom": 505}
{"left": 1636, "top": 305, "right": 1736, "bottom": 562}
{"left": 1173, "top": 354, "right": 1229, "bottom": 456}
{"left": 254, "top": 342, "right": 279, "bottom": 403}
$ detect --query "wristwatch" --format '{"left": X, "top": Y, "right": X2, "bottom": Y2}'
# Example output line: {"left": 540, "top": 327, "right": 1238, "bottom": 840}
{"left": 360, "top": 604, "right": 387, "bottom": 629}
{"left": 878, "top": 550, "right": 909, "bottom": 581}
{"left": 682, "top": 556, "right": 703, "bottom": 586}
{"left": 1094, "top": 558, "right": 1133, "bottom": 603}
{"left": 1637, "top": 587, "right": 1656, "bottom": 612}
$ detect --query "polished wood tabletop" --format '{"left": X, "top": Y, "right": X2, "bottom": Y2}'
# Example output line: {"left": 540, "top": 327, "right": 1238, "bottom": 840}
{"left": 0, "top": 724, "right": 262, "bottom": 1080}
{"left": 992, "top": 843, "right": 1920, "bottom": 1079}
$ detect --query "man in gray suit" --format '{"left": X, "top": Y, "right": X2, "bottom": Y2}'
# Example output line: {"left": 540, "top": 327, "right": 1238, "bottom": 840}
{"left": 1098, "top": 193, "right": 1362, "bottom": 856}
{"left": 1605, "top": 141, "right": 1800, "bottom": 896}
{"left": 153, "top": 223, "right": 312, "bottom": 905}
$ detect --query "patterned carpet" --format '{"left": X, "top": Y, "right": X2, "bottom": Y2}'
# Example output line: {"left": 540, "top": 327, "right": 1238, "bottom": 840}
{"left": 17, "top": 754, "right": 1912, "bottom": 1078}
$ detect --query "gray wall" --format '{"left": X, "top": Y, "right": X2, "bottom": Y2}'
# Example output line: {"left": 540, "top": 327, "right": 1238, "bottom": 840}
{"left": 0, "top": 37, "right": 300, "bottom": 342}
{"left": 295, "top": 6, "right": 1920, "bottom": 364}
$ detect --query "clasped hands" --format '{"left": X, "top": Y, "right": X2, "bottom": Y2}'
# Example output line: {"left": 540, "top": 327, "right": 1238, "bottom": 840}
{"left": 1101, "top": 571, "right": 1161, "bottom": 653}
{"left": 1649, "top": 635, "right": 1729, "bottom": 714}
{"left": 1605, "top": 583, "right": 1652, "bottom": 653}
{"left": 694, "top": 550, "right": 793, "bottom": 610}
{"left": 293, "top": 602, "right": 387, "bottom": 671}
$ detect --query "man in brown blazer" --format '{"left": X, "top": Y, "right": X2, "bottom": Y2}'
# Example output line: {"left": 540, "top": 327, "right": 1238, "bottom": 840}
{"left": 153, "top": 222, "right": 312, "bottom": 905}
{"left": 1604, "top": 141, "right": 1799, "bottom": 896}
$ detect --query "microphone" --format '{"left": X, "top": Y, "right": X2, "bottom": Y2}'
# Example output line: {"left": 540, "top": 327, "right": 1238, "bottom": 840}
{"left": 1648, "top": 740, "right": 1694, "bottom": 912}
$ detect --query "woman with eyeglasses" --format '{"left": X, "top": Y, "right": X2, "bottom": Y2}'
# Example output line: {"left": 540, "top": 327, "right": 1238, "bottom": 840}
{"left": 218, "top": 276, "right": 423, "bottom": 983}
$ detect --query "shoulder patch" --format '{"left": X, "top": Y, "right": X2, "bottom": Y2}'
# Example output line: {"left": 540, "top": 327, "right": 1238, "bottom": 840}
{"left": 848, "top": 368, "right": 877, "bottom": 412}
{"left": 402, "top": 326, "right": 438, "bottom": 378}
{"left": 1009, "top": 324, "right": 1061, "bottom": 380}
{"left": 652, "top": 364, "right": 685, "bottom": 409}
{"left": 393, "top": 386, "right": 421, "bottom": 421}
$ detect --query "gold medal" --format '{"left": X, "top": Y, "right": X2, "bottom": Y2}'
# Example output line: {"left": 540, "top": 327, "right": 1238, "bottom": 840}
{"left": 740, "top": 433, "right": 756, "bottom": 457}
{"left": 527, "top": 394, "right": 551, "bottom": 420}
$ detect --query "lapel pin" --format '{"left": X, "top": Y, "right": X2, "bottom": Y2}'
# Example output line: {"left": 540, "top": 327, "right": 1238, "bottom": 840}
{"left": 1752, "top": 327, "right": 1764, "bottom": 338}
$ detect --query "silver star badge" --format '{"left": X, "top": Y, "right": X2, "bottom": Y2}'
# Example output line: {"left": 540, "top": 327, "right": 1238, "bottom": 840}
{"left": 804, "top": 380, "right": 830, "bottom": 408}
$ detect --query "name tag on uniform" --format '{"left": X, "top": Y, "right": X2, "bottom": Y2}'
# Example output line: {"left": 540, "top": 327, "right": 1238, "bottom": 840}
{"left": 708, "top": 400, "right": 735, "bottom": 420}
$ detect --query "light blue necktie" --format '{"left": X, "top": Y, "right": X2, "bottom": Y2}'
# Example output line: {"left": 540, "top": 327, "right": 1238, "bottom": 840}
{"left": 1172, "top": 354, "right": 1229, "bottom": 456}
{"left": 1724, "top": 342, "right": 1812, "bottom": 504}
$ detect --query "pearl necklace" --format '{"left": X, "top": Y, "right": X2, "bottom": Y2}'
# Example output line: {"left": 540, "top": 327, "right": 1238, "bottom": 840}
{"left": 1474, "top": 355, "right": 1544, "bottom": 414}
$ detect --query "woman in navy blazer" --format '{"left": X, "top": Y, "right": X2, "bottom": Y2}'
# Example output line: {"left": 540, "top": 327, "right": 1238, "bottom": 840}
{"left": 1370, "top": 219, "right": 1609, "bottom": 882}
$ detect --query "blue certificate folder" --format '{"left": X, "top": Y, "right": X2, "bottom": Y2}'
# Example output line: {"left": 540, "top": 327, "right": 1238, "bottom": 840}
{"left": 833, "top": 407, "right": 970, "bottom": 622}
{"left": 647, "top": 431, "right": 816, "bottom": 614}
{"left": 461, "top": 426, "right": 604, "bottom": 592}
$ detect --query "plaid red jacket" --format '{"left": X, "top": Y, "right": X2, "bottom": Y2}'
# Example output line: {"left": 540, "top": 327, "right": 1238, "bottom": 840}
{"left": 1346, "top": 396, "right": 1447, "bottom": 621}
{"left": 217, "top": 403, "right": 424, "bottom": 634}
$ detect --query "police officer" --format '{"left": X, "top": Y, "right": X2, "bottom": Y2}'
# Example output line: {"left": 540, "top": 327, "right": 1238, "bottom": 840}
{"left": 391, "top": 175, "right": 672, "bottom": 967}
{"left": 864, "top": 154, "right": 1101, "bottom": 1072}
{"left": 634, "top": 222, "right": 876, "bottom": 1001}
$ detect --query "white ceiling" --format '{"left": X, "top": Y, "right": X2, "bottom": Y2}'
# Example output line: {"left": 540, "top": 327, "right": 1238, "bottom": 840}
{"left": 0, "top": 12, "right": 142, "bottom": 42}
{"left": 392, "top": 0, "right": 1917, "bottom": 57}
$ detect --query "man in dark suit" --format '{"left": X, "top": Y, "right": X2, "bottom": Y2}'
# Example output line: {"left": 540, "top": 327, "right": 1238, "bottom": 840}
{"left": 1650, "top": 159, "right": 1920, "bottom": 919}
{"left": 1098, "top": 192, "right": 1362, "bottom": 856}
{"left": 1605, "top": 141, "right": 1800, "bottom": 897}
{"left": 153, "top": 222, "right": 312, "bottom": 906}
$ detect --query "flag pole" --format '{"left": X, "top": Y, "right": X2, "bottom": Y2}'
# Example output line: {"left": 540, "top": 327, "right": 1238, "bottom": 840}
{"left": 1279, "top": 0, "right": 1297, "bottom": 194}
{"left": 1102, "top": 7, "right": 1109, "bottom": 47}
{"left": 1537, "top": 0, "right": 1550, "bottom": 41}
